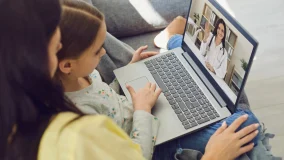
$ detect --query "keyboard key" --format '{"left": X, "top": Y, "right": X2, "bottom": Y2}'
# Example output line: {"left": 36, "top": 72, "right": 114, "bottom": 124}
{"left": 177, "top": 89, "right": 183, "bottom": 94}
{"left": 166, "top": 95, "right": 174, "bottom": 101}
{"left": 192, "top": 112, "right": 199, "bottom": 117}
{"left": 148, "top": 66, "right": 155, "bottom": 71}
{"left": 170, "top": 90, "right": 177, "bottom": 94}
{"left": 213, "top": 110, "right": 217, "bottom": 113}
{"left": 168, "top": 75, "right": 174, "bottom": 79}
{"left": 180, "top": 73, "right": 186, "bottom": 77}
{"left": 177, "top": 113, "right": 187, "bottom": 122}
{"left": 207, "top": 111, "right": 213, "bottom": 116}
{"left": 180, "top": 82, "right": 186, "bottom": 87}
{"left": 175, "top": 85, "right": 181, "bottom": 90}
{"left": 201, "top": 113, "right": 207, "bottom": 118}
{"left": 215, "top": 113, "right": 220, "bottom": 117}
{"left": 190, "top": 108, "right": 197, "bottom": 113}
{"left": 196, "top": 106, "right": 202, "bottom": 111}
{"left": 150, "top": 70, "right": 157, "bottom": 74}
{"left": 174, "top": 109, "right": 182, "bottom": 114}
{"left": 156, "top": 57, "right": 162, "bottom": 62}
{"left": 190, "top": 98, "right": 197, "bottom": 102}
{"left": 195, "top": 116, "right": 201, "bottom": 120}
{"left": 180, "top": 93, "right": 187, "bottom": 98}
{"left": 184, "top": 124, "right": 192, "bottom": 129}
{"left": 198, "top": 110, "right": 205, "bottom": 114}
{"left": 192, "top": 102, "right": 199, "bottom": 107}
{"left": 161, "top": 55, "right": 167, "bottom": 59}
{"left": 173, "top": 71, "right": 179, "bottom": 76}
{"left": 176, "top": 98, "right": 182, "bottom": 102}
{"left": 163, "top": 79, "right": 169, "bottom": 83}
{"left": 209, "top": 115, "right": 216, "bottom": 120}
{"left": 169, "top": 100, "right": 176, "bottom": 105}
{"left": 168, "top": 85, "right": 174, "bottom": 91}
{"left": 145, "top": 61, "right": 151, "bottom": 64}
{"left": 185, "top": 89, "right": 191, "bottom": 94}
{"left": 171, "top": 104, "right": 179, "bottom": 109}
{"left": 182, "top": 97, "right": 189, "bottom": 102}
{"left": 204, "top": 108, "right": 210, "bottom": 112}
{"left": 164, "top": 91, "right": 170, "bottom": 96}
{"left": 186, "top": 114, "right": 193, "bottom": 119}
{"left": 170, "top": 79, "right": 176, "bottom": 83}
{"left": 185, "top": 80, "right": 192, "bottom": 84}
{"left": 203, "top": 117, "right": 210, "bottom": 122}
{"left": 177, "top": 79, "right": 183, "bottom": 83}
{"left": 198, "top": 99, "right": 205, "bottom": 104}
{"left": 190, "top": 87, "right": 196, "bottom": 92}
{"left": 193, "top": 91, "right": 199, "bottom": 95}
{"left": 163, "top": 59, "right": 169, "bottom": 62}
{"left": 190, "top": 122, "right": 198, "bottom": 127}
{"left": 154, "top": 65, "right": 160, "bottom": 69}
{"left": 175, "top": 75, "right": 182, "bottom": 79}
{"left": 188, "top": 118, "right": 195, "bottom": 123}
{"left": 178, "top": 102, "right": 188, "bottom": 111}
{"left": 168, "top": 65, "right": 174, "bottom": 69}
{"left": 187, "top": 93, "right": 194, "bottom": 98}
{"left": 187, "top": 83, "right": 194, "bottom": 88}
{"left": 185, "top": 101, "right": 192, "bottom": 108}
{"left": 184, "top": 111, "right": 191, "bottom": 115}
{"left": 161, "top": 75, "right": 167, "bottom": 79}
{"left": 182, "top": 121, "right": 189, "bottom": 126}
{"left": 172, "top": 93, "right": 179, "bottom": 98}
{"left": 151, "top": 73, "right": 168, "bottom": 92}
{"left": 196, "top": 95, "right": 202, "bottom": 99}
{"left": 158, "top": 71, "right": 165, "bottom": 76}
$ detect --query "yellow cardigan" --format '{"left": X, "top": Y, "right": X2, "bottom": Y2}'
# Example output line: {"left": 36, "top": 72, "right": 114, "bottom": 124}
{"left": 38, "top": 112, "right": 146, "bottom": 160}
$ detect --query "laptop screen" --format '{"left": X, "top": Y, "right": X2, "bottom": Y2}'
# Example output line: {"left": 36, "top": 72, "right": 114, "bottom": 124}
{"left": 182, "top": 0, "right": 258, "bottom": 111}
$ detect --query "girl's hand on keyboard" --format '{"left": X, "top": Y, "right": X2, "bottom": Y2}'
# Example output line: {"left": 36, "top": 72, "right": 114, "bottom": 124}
{"left": 129, "top": 45, "right": 158, "bottom": 64}
{"left": 126, "top": 82, "right": 162, "bottom": 113}
{"left": 202, "top": 114, "right": 259, "bottom": 160}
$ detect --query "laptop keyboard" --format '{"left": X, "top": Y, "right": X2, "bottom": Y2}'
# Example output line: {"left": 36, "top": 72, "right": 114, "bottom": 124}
{"left": 145, "top": 52, "right": 220, "bottom": 130}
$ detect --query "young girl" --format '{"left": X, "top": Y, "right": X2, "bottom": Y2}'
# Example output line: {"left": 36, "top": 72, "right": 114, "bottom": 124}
{"left": 56, "top": 1, "right": 260, "bottom": 160}
{"left": 56, "top": 1, "right": 161, "bottom": 159}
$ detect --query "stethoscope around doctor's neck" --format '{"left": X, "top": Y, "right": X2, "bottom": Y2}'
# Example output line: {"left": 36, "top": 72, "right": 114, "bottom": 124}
{"left": 205, "top": 35, "right": 225, "bottom": 56}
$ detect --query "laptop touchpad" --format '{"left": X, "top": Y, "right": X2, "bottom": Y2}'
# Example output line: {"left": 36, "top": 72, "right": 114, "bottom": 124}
{"left": 126, "top": 77, "right": 149, "bottom": 92}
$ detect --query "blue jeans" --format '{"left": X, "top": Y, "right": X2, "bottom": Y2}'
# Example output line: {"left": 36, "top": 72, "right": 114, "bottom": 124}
{"left": 152, "top": 35, "right": 260, "bottom": 160}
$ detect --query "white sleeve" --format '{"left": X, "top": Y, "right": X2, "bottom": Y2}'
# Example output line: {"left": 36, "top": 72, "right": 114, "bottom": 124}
{"left": 200, "top": 32, "right": 213, "bottom": 56}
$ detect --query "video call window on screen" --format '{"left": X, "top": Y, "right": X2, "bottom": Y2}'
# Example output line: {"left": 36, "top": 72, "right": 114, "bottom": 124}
{"left": 184, "top": 0, "right": 254, "bottom": 97}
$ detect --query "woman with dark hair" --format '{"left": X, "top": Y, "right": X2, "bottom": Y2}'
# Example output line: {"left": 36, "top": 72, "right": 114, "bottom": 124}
{"left": 154, "top": 17, "right": 228, "bottom": 79}
{"left": 0, "top": 0, "right": 260, "bottom": 159}
{"left": 200, "top": 19, "right": 228, "bottom": 79}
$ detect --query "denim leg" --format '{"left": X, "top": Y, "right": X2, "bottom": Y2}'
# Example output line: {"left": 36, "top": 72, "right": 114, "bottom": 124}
{"left": 153, "top": 138, "right": 180, "bottom": 160}
{"left": 178, "top": 108, "right": 261, "bottom": 154}
{"left": 167, "top": 34, "right": 183, "bottom": 50}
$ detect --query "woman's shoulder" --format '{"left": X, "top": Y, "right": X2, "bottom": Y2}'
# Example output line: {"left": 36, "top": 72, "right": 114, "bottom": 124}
{"left": 38, "top": 112, "right": 144, "bottom": 160}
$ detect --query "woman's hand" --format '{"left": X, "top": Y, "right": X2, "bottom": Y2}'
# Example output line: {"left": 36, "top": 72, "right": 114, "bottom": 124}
{"left": 203, "top": 22, "right": 210, "bottom": 42}
{"left": 129, "top": 45, "right": 159, "bottom": 64}
{"left": 202, "top": 115, "right": 260, "bottom": 160}
{"left": 126, "top": 83, "right": 162, "bottom": 113}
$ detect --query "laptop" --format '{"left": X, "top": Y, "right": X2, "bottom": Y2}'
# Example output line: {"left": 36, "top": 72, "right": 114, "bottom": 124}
{"left": 114, "top": 0, "right": 258, "bottom": 145}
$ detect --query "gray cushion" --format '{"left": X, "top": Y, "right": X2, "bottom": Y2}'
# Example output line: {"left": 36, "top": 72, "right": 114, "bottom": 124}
{"left": 120, "top": 30, "right": 162, "bottom": 52}
{"left": 91, "top": 0, "right": 190, "bottom": 38}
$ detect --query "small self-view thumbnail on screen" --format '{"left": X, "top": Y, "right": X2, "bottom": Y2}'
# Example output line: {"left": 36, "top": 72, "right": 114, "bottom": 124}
{"left": 184, "top": 0, "right": 254, "bottom": 99}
